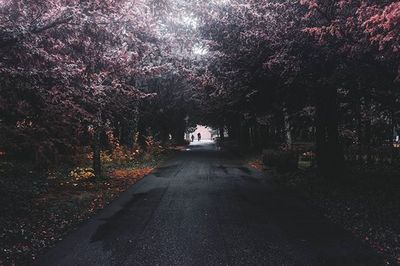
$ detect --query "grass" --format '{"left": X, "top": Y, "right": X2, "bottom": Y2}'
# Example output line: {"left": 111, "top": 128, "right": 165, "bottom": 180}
{"left": 0, "top": 150, "right": 173, "bottom": 265}
{"left": 271, "top": 164, "right": 400, "bottom": 265}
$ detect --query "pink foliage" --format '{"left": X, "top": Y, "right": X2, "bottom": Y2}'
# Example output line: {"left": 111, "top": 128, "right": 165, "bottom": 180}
{"left": 361, "top": 2, "right": 400, "bottom": 53}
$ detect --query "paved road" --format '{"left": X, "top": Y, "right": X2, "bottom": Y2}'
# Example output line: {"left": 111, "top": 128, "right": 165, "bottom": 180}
{"left": 37, "top": 141, "right": 382, "bottom": 266}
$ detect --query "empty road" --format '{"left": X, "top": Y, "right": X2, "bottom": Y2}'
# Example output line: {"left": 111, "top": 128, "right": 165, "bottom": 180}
{"left": 37, "top": 141, "right": 382, "bottom": 266}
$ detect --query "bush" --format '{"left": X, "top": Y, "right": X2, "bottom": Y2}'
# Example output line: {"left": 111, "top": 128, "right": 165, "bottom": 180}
{"left": 262, "top": 149, "right": 298, "bottom": 172}
{"left": 69, "top": 167, "right": 95, "bottom": 181}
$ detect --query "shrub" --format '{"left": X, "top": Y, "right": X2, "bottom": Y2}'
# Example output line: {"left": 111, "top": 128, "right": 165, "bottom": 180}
{"left": 262, "top": 149, "right": 298, "bottom": 172}
{"left": 69, "top": 167, "right": 95, "bottom": 181}
{"left": 101, "top": 152, "right": 113, "bottom": 163}
{"left": 110, "top": 167, "right": 153, "bottom": 179}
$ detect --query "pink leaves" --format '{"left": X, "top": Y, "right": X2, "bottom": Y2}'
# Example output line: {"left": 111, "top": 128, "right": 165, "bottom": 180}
{"left": 360, "top": 2, "right": 400, "bottom": 53}
{"left": 299, "top": 0, "right": 398, "bottom": 72}
{"left": 0, "top": 0, "right": 166, "bottom": 148}
{"left": 299, "top": 0, "right": 318, "bottom": 9}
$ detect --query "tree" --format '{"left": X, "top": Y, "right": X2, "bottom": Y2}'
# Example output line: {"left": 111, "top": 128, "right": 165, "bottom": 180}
{"left": 0, "top": 0, "right": 160, "bottom": 175}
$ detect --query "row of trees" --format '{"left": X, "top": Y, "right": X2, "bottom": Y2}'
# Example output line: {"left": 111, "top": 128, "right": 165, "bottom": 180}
{"left": 0, "top": 0, "right": 200, "bottom": 176}
{"left": 190, "top": 0, "right": 400, "bottom": 176}
{"left": 1, "top": 0, "right": 399, "bottom": 178}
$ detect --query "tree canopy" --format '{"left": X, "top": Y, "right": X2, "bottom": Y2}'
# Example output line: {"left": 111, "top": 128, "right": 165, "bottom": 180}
{"left": 1, "top": 0, "right": 399, "bottom": 176}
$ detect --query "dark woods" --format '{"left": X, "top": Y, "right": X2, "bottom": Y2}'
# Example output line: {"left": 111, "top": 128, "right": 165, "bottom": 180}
{"left": 0, "top": 0, "right": 399, "bottom": 178}
{"left": 197, "top": 0, "right": 400, "bottom": 178}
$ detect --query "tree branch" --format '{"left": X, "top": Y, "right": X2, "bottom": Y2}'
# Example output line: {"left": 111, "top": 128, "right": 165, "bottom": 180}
{"left": 30, "top": 14, "right": 73, "bottom": 34}
{"left": 0, "top": 13, "right": 74, "bottom": 47}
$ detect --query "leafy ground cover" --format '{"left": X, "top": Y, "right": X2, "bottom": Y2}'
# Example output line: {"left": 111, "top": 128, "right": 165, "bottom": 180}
{"left": 0, "top": 151, "right": 172, "bottom": 265}
{"left": 248, "top": 157, "right": 400, "bottom": 265}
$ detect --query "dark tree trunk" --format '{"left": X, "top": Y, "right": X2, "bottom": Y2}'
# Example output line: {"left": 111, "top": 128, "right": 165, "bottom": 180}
{"left": 227, "top": 124, "right": 236, "bottom": 139}
{"left": 92, "top": 125, "right": 102, "bottom": 179}
{"left": 315, "top": 98, "right": 327, "bottom": 173}
{"left": 389, "top": 109, "right": 395, "bottom": 164}
{"left": 172, "top": 128, "right": 185, "bottom": 144}
{"left": 364, "top": 96, "right": 372, "bottom": 163}
{"left": 137, "top": 119, "right": 147, "bottom": 151}
{"left": 160, "top": 127, "right": 169, "bottom": 144}
{"left": 315, "top": 85, "right": 343, "bottom": 178}
{"left": 228, "top": 117, "right": 241, "bottom": 140}
{"left": 248, "top": 127, "right": 253, "bottom": 147}
{"left": 171, "top": 110, "right": 186, "bottom": 145}
{"left": 355, "top": 97, "right": 363, "bottom": 162}
{"left": 257, "top": 124, "right": 267, "bottom": 149}
{"left": 240, "top": 124, "right": 250, "bottom": 147}
{"left": 326, "top": 88, "right": 344, "bottom": 173}
{"left": 219, "top": 127, "right": 225, "bottom": 140}
{"left": 283, "top": 107, "right": 292, "bottom": 149}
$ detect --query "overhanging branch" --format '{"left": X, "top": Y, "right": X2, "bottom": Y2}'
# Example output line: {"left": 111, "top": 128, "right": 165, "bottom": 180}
{"left": 0, "top": 13, "right": 74, "bottom": 47}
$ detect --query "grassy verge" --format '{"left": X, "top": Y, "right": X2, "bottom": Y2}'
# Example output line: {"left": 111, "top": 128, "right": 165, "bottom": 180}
{"left": 0, "top": 150, "right": 174, "bottom": 265}
{"left": 247, "top": 156, "right": 400, "bottom": 265}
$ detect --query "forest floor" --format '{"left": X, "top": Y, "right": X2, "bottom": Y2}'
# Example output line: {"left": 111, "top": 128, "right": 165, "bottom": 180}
{"left": 0, "top": 149, "right": 178, "bottom": 265}
{"left": 247, "top": 155, "right": 400, "bottom": 265}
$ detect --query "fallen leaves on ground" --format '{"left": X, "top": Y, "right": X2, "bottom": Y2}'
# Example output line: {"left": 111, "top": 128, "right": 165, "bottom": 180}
{"left": 248, "top": 159, "right": 264, "bottom": 171}
{"left": 0, "top": 162, "right": 158, "bottom": 265}
{"left": 274, "top": 166, "right": 400, "bottom": 265}
{"left": 110, "top": 167, "right": 153, "bottom": 179}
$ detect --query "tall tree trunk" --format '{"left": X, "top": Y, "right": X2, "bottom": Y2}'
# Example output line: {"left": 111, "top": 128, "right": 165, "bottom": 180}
{"left": 137, "top": 118, "right": 147, "bottom": 151}
{"left": 119, "top": 121, "right": 131, "bottom": 148}
{"left": 315, "top": 97, "right": 327, "bottom": 173}
{"left": 219, "top": 127, "right": 225, "bottom": 140}
{"left": 248, "top": 127, "right": 254, "bottom": 147}
{"left": 355, "top": 98, "right": 363, "bottom": 162}
{"left": 92, "top": 125, "right": 102, "bottom": 179}
{"left": 172, "top": 126, "right": 185, "bottom": 144}
{"left": 172, "top": 110, "right": 186, "bottom": 145}
{"left": 390, "top": 109, "right": 395, "bottom": 164}
{"left": 160, "top": 126, "right": 169, "bottom": 144}
{"left": 240, "top": 123, "right": 250, "bottom": 147}
{"left": 283, "top": 107, "right": 292, "bottom": 149}
{"left": 364, "top": 96, "right": 372, "bottom": 164}
{"left": 354, "top": 83, "right": 363, "bottom": 162}
{"left": 132, "top": 103, "right": 140, "bottom": 147}
{"left": 326, "top": 87, "right": 344, "bottom": 174}
{"left": 315, "top": 85, "right": 343, "bottom": 178}
{"left": 228, "top": 118, "right": 240, "bottom": 140}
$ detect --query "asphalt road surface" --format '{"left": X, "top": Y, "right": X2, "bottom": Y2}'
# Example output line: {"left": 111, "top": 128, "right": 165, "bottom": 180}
{"left": 36, "top": 141, "right": 383, "bottom": 266}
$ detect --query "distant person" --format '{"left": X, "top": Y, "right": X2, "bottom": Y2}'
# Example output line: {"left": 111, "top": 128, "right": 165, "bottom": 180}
{"left": 191, "top": 135, "right": 195, "bottom": 142}
{"left": 197, "top": 132, "right": 201, "bottom": 141}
